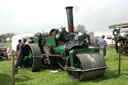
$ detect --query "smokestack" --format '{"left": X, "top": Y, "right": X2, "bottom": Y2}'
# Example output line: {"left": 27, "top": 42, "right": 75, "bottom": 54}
{"left": 66, "top": 6, "right": 74, "bottom": 32}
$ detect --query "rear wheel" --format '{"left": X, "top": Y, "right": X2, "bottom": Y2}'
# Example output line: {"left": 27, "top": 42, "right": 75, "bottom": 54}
{"left": 22, "top": 44, "right": 42, "bottom": 72}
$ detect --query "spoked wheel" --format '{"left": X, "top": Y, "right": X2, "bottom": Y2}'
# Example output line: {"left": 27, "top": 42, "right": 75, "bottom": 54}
{"left": 66, "top": 53, "right": 107, "bottom": 81}
{"left": 115, "top": 38, "right": 128, "bottom": 55}
{"left": 22, "top": 44, "right": 42, "bottom": 72}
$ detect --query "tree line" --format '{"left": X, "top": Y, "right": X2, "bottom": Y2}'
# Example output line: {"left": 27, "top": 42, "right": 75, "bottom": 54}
{"left": 0, "top": 33, "right": 15, "bottom": 42}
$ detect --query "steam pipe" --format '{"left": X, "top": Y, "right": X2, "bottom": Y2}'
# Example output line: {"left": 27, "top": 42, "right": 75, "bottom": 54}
{"left": 66, "top": 6, "right": 74, "bottom": 32}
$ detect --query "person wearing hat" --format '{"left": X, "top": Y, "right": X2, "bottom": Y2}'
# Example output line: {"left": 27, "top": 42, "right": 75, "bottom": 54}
{"left": 99, "top": 35, "right": 107, "bottom": 57}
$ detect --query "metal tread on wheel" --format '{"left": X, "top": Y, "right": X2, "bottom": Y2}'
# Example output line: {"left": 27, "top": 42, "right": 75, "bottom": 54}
{"left": 22, "top": 44, "right": 42, "bottom": 72}
{"left": 67, "top": 53, "right": 107, "bottom": 81}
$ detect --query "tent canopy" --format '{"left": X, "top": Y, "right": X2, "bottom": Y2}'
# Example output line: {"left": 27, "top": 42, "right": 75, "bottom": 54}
{"left": 12, "top": 34, "right": 34, "bottom": 51}
{"left": 109, "top": 23, "right": 128, "bottom": 29}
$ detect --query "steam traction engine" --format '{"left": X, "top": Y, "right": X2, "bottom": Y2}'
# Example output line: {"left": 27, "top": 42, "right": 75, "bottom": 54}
{"left": 109, "top": 23, "right": 128, "bottom": 56}
{"left": 21, "top": 6, "right": 107, "bottom": 81}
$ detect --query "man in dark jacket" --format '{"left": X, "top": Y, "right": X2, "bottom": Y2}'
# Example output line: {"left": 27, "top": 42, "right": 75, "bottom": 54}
{"left": 16, "top": 39, "right": 22, "bottom": 58}
{"left": 15, "top": 38, "right": 26, "bottom": 73}
{"left": 29, "top": 37, "right": 34, "bottom": 43}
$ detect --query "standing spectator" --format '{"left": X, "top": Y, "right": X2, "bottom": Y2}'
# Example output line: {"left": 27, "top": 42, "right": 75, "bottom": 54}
{"left": 16, "top": 39, "right": 22, "bottom": 58}
{"left": 99, "top": 35, "right": 107, "bottom": 57}
{"left": 29, "top": 37, "right": 34, "bottom": 43}
{"left": 15, "top": 38, "right": 26, "bottom": 73}
{"left": 6, "top": 48, "right": 10, "bottom": 60}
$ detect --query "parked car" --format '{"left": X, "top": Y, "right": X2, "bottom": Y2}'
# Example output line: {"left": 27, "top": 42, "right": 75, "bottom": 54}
{"left": 0, "top": 43, "right": 9, "bottom": 59}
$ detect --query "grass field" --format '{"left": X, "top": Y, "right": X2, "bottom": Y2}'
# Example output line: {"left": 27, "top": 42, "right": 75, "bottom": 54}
{"left": 0, "top": 42, "right": 128, "bottom": 85}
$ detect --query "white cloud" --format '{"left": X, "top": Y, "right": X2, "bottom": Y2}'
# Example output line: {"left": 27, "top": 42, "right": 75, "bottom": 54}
{"left": 0, "top": 0, "right": 128, "bottom": 33}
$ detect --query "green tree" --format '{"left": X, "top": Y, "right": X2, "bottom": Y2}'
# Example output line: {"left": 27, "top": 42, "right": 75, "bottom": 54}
{"left": 0, "top": 33, "right": 15, "bottom": 42}
{"left": 75, "top": 24, "right": 87, "bottom": 33}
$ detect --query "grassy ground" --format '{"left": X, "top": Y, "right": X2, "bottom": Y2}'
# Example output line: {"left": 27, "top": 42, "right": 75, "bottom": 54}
{"left": 0, "top": 42, "right": 128, "bottom": 85}
{"left": 3, "top": 42, "right": 12, "bottom": 51}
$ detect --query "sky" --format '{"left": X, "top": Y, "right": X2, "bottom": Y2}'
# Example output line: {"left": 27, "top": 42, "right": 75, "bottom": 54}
{"left": 0, "top": 0, "right": 128, "bottom": 34}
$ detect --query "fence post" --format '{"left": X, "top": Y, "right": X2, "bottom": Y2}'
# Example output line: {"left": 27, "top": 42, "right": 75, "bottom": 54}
{"left": 117, "top": 42, "right": 121, "bottom": 75}
{"left": 11, "top": 50, "right": 15, "bottom": 85}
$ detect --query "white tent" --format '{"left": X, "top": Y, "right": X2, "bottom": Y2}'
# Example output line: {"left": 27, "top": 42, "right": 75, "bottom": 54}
{"left": 12, "top": 33, "right": 34, "bottom": 51}
{"left": 94, "top": 32, "right": 114, "bottom": 45}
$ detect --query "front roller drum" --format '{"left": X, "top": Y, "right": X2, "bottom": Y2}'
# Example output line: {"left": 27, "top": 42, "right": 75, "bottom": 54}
{"left": 22, "top": 44, "right": 42, "bottom": 72}
{"left": 67, "top": 53, "right": 107, "bottom": 81}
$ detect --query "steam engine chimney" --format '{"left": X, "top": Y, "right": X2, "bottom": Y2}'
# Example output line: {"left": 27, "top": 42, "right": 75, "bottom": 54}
{"left": 66, "top": 6, "right": 74, "bottom": 32}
